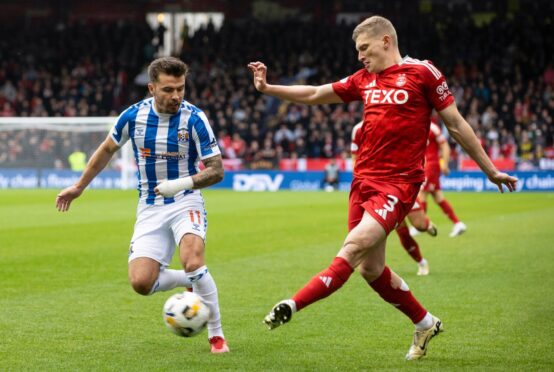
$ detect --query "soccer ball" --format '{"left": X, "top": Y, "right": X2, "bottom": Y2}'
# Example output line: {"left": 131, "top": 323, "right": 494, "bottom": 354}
{"left": 163, "top": 292, "right": 210, "bottom": 337}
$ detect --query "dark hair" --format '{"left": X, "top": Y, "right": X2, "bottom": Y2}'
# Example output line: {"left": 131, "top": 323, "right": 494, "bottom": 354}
{"left": 148, "top": 57, "right": 189, "bottom": 82}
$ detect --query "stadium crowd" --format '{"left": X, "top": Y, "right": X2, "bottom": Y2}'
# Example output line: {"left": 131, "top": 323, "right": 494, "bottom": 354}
{"left": 0, "top": 1, "right": 552, "bottom": 170}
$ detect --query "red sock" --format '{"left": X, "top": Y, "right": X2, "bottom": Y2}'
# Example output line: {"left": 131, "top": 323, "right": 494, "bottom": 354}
{"left": 421, "top": 201, "right": 427, "bottom": 213}
{"left": 369, "top": 266, "right": 427, "bottom": 323}
{"left": 438, "top": 200, "right": 460, "bottom": 223}
{"left": 292, "top": 257, "right": 354, "bottom": 311}
{"left": 395, "top": 226, "right": 423, "bottom": 263}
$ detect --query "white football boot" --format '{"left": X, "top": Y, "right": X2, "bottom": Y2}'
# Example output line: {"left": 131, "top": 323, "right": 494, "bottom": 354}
{"left": 405, "top": 316, "right": 443, "bottom": 360}
{"left": 449, "top": 222, "right": 467, "bottom": 237}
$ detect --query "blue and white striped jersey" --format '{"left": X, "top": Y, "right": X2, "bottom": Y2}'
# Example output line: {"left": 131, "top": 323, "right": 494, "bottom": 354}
{"left": 110, "top": 97, "right": 221, "bottom": 205}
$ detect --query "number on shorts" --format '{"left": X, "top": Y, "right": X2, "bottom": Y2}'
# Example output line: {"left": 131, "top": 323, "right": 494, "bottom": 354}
{"left": 188, "top": 210, "right": 202, "bottom": 224}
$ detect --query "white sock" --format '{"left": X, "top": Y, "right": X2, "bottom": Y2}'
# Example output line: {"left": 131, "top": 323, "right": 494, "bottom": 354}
{"left": 149, "top": 268, "right": 192, "bottom": 295}
{"left": 418, "top": 258, "right": 428, "bottom": 266}
{"left": 187, "top": 266, "right": 224, "bottom": 339}
{"left": 286, "top": 299, "right": 297, "bottom": 313}
{"left": 415, "top": 312, "right": 434, "bottom": 330}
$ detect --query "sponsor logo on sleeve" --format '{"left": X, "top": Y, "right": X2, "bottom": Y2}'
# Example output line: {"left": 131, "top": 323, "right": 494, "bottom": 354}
{"left": 203, "top": 138, "right": 218, "bottom": 151}
{"left": 436, "top": 81, "right": 452, "bottom": 101}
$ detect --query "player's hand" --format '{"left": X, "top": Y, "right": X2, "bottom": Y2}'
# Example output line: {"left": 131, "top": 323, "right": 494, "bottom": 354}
{"left": 488, "top": 171, "right": 518, "bottom": 193}
{"left": 247, "top": 61, "right": 268, "bottom": 92}
{"left": 155, "top": 177, "right": 194, "bottom": 198}
{"left": 155, "top": 180, "right": 179, "bottom": 197}
{"left": 56, "top": 185, "right": 84, "bottom": 212}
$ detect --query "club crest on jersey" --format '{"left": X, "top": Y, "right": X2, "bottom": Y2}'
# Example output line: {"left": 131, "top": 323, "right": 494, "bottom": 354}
{"left": 178, "top": 129, "right": 189, "bottom": 142}
{"left": 396, "top": 74, "right": 407, "bottom": 87}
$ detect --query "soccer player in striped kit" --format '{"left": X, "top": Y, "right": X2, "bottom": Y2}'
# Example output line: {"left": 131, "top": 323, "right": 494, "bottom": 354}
{"left": 248, "top": 15, "right": 517, "bottom": 360}
{"left": 56, "top": 57, "right": 229, "bottom": 353}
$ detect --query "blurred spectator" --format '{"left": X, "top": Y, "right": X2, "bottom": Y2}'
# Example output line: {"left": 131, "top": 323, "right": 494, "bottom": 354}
{"left": 231, "top": 133, "right": 247, "bottom": 158}
{"left": 68, "top": 150, "right": 87, "bottom": 171}
{"left": 322, "top": 159, "right": 340, "bottom": 191}
{"left": 2, "top": 1, "right": 553, "bottom": 171}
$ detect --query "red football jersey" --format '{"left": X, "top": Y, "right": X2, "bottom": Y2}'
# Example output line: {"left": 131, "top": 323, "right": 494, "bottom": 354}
{"left": 334, "top": 57, "right": 454, "bottom": 183}
{"left": 425, "top": 121, "right": 446, "bottom": 165}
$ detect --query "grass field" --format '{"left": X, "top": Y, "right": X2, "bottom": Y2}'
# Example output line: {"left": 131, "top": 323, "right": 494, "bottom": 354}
{"left": 1, "top": 189, "right": 553, "bottom": 371}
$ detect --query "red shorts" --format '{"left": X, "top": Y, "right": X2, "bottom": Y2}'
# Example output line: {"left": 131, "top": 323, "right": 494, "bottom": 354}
{"left": 348, "top": 178, "right": 421, "bottom": 235}
{"left": 422, "top": 162, "right": 441, "bottom": 192}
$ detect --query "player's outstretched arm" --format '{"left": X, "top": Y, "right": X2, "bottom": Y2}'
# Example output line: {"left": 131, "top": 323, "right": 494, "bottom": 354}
{"left": 56, "top": 136, "right": 119, "bottom": 211}
{"left": 155, "top": 155, "right": 224, "bottom": 197}
{"left": 439, "top": 103, "right": 517, "bottom": 193}
{"left": 247, "top": 61, "right": 342, "bottom": 105}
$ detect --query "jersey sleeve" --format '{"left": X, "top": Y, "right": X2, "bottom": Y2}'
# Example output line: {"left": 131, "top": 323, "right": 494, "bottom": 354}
{"left": 191, "top": 110, "right": 221, "bottom": 160}
{"left": 109, "top": 107, "right": 133, "bottom": 147}
{"left": 420, "top": 61, "right": 455, "bottom": 111}
{"left": 332, "top": 73, "right": 363, "bottom": 103}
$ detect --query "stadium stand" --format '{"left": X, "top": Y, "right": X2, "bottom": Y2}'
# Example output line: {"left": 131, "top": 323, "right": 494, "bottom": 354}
{"left": 0, "top": 0, "right": 552, "bottom": 171}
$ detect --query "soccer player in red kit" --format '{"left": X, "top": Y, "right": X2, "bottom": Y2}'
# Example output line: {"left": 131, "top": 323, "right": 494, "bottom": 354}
{"left": 352, "top": 121, "right": 436, "bottom": 276}
{"left": 419, "top": 120, "right": 467, "bottom": 237}
{"left": 248, "top": 15, "right": 517, "bottom": 360}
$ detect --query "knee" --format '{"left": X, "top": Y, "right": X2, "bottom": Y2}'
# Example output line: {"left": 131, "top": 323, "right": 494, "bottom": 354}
{"left": 359, "top": 263, "right": 385, "bottom": 283}
{"left": 412, "top": 220, "right": 427, "bottom": 231}
{"left": 184, "top": 262, "right": 203, "bottom": 273}
{"left": 129, "top": 275, "right": 154, "bottom": 296}
{"left": 340, "top": 236, "right": 380, "bottom": 268}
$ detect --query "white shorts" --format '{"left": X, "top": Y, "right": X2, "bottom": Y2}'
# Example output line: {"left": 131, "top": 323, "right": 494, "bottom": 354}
{"left": 128, "top": 193, "right": 207, "bottom": 267}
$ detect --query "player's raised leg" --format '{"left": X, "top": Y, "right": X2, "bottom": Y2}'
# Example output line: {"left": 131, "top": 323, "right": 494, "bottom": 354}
{"left": 263, "top": 212, "right": 385, "bottom": 329}
{"left": 127, "top": 225, "right": 192, "bottom": 295}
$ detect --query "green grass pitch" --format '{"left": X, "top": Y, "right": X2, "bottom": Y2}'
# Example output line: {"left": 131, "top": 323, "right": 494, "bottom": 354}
{"left": 1, "top": 189, "right": 553, "bottom": 370}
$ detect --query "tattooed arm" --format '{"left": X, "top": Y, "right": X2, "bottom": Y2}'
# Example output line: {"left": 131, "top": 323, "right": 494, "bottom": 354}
{"left": 155, "top": 155, "right": 224, "bottom": 197}
{"left": 191, "top": 155, "right": 224, "bottom": 189}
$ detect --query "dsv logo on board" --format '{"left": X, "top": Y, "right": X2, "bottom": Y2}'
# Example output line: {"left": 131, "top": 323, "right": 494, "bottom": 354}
{"left": 233, "top": 174, "right": 284, "bottom": 191}
{"left": 364, "top": 88, "right": 409, "bottom": 105}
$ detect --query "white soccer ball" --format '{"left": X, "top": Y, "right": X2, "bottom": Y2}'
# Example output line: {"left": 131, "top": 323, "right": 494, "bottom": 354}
{"left": 163, "top": 292, "right": 210, "bottom": 337}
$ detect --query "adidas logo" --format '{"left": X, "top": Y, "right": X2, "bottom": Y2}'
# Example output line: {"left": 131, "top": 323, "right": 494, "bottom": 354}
{"left": 365, "top": 80, "right": 376, "bottom": 88}
{"left": 374, "top": 194, "right": 399, "bottom": 220}
{"left": 319, "top": 276, "right": 332, "bottom": 287}
{"left": 375, "top": 208, "right": 388, "bottom": 219}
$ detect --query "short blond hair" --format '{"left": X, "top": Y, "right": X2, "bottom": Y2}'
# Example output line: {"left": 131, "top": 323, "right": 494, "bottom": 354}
{"left": 352, "top": 15, "right": 398, "bottom": 46}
